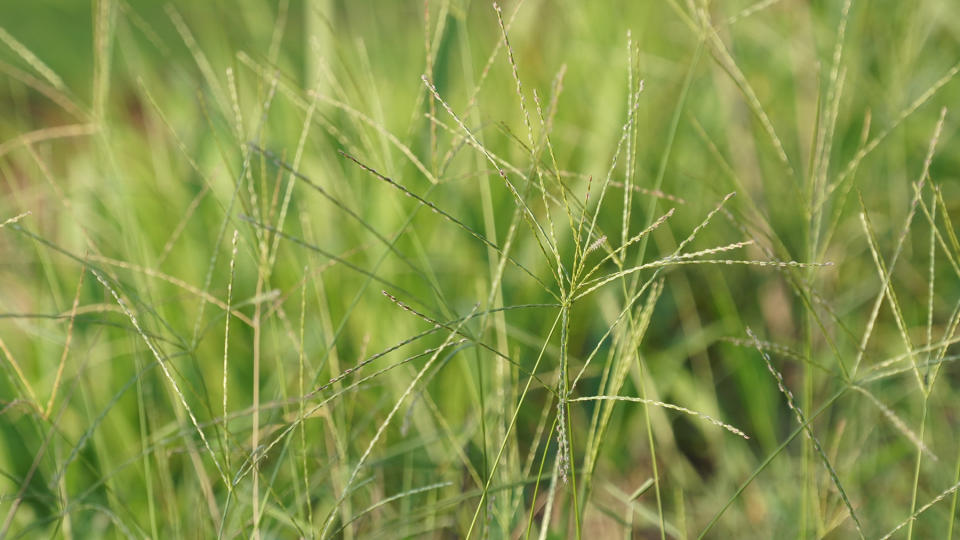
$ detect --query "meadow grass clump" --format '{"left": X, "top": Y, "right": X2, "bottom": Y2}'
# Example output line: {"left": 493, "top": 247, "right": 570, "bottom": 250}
{"left": 1, "top": 1, "right": 960, "bottom": 538}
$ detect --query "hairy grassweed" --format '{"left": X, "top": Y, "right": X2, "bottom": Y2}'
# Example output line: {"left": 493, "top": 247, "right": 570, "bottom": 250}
{"left": 1, "top": 1, "right": 959, "bottom": 538}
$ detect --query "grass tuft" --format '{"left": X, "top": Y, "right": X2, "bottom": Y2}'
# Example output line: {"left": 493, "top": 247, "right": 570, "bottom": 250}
{"left": 2, "top": 1, "right": 960, "bottom": 537}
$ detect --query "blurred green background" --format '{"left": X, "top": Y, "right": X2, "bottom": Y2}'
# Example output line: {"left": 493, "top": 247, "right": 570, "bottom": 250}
{"left": 1, "top": 0, "right": 959, "bottom": 537}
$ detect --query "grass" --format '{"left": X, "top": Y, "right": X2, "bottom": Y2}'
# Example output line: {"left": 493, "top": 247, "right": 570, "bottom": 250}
{"left": 1, "top": 0, "right": 960, "bottom": 537}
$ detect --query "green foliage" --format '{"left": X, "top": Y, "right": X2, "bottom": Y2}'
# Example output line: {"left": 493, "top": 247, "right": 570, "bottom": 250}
{"left": 1, "top": 0, "right": 959, "bottom": 537}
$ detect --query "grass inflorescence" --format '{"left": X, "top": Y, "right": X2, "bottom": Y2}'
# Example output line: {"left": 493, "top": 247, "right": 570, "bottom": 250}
{"left": 1, "top": 1, "right": 960, "bottom": 538}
